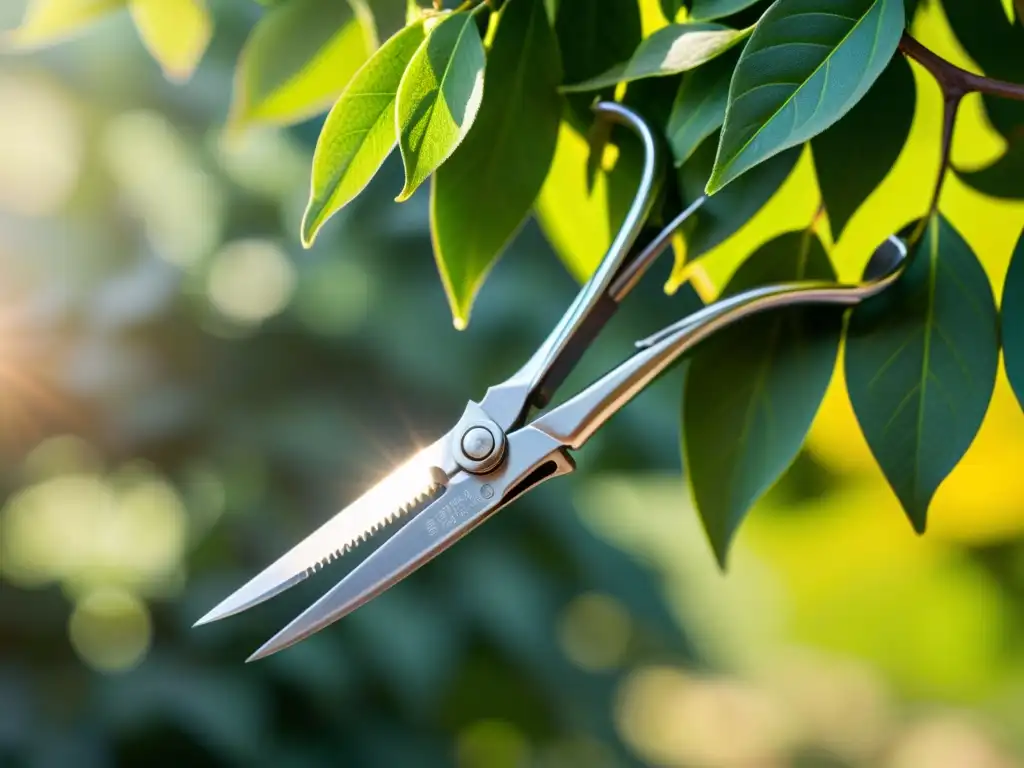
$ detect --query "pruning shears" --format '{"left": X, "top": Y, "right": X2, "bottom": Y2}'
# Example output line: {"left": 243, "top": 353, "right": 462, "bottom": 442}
{"left": 194, "top": 102, "right": 908, "bottom": 662}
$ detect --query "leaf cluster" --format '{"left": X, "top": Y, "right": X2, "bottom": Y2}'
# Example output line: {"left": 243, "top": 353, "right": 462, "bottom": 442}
{"left": 9, "top": 0, "right": 1024, "bottom": 566}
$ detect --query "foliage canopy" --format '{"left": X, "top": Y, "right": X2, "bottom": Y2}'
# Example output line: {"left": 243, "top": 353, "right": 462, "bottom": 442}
{"left": 10, "top": 0, "right": 1024, "bottom": 565}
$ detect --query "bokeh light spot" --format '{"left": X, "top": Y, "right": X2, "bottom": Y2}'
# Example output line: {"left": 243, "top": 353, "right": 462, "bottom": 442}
{"left": 886, "top": 715, "right": 1014, "bottom": 768}
{"left": 0, "top": 73, "right": 82, "bottom": 217}
{"left": 456, "top": 719, "right": 530, "bottom": 768}
{"left": 68, "top": 588, "right": 152, "bottom": 673}
{"left": 557, "top": 591, "right": 632, "bottom": 671}
{"left": 1, "top": 466, "right": 187, "bottom": 597}
{"left": 206, "top": 239, "right": 296, "bottom": 325}
{"left": 616, "top": 666, "right": 795, "bottom": 767}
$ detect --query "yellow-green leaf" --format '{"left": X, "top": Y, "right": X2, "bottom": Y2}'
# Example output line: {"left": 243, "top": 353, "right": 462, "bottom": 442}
{"left": 535, "top": 122, "right": 618, "bottom": 282}
{"left": 559, "top": 22, "right": 751, "bottom": 92}
{"left": 302, "top": 21, "right": 427, "bottom": 247}
{"left": 129, "top": 0, "right": 212, "bottom": 82}
{"left": 6, "top": 0, "right": 126, "bottom": 48}
{"left": 228, "top": 0, "right": 378, "bottom": 131}
{"left": 395, "top": 11, "right": 485, "bottom": 202}
{"left": 431, "top": 0, "right": 562, "bottom": 328}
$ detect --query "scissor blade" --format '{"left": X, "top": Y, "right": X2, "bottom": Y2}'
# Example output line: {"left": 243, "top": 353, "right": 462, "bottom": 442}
{"left": 246, "top": 472, "right": 498, "bottom": 661}
{"left": 194, "top": 437, "right": 451, "bottom": 627}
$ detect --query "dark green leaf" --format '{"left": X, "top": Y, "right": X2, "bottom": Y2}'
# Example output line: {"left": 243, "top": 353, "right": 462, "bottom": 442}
{"left": 707, "top": 0, "right": 905, "bottom": 194}
{"left": 431, "top": 0, "right": 562, "bottom": 328}
{"left": 811, "top": 54, "right": 915, "bottom": 238}
{"left": 395, "top": 11, "right": 486, "bottom": 202}
{"left": 227, "top": 0, "right": 377, "bottom": 129}
{"left": 943, "top": 0, "right": 1024, "bottom": 198}
{"left": 678, "top": 131, "right": 799, "bottom": 260}
{"left": 301, "top": 21, "right": 427, "bottom": 246}
{"left": 1003, "top": 228, "right": 1024, "bottom": 412}
{"left": 942, "top": 0, "right": 1024, "bottom": 139}
{"left": 660, "top": 0, "right": 683, "bottom": 21}
{"left": 666, "top": 49, "right": 738, "bottom": 166}
{"left": 689, "top": 0, "right": 765, "bottom": 20}
{"left": 845, "top": 215, "right": 1000, "bottom": 532}
{"left": 560, "top": 22, "right": 751, "bottom": 92}
{"left": 555, "top": 0, "right": 642, "bottom": 128}
{"left": 956, "top": 141, "right": 1024, "bottom": 200}
{"left": 683, "top": 230, "right": 841, "bottom": 567}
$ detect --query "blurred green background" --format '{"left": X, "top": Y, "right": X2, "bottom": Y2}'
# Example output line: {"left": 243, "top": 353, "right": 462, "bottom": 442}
{"left": 2, "top": 1, "right": 1024, "bottom": 766}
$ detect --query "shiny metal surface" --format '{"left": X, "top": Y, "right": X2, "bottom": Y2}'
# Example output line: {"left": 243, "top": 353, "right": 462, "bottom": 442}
{"left": 535, "top": 235, "right": 908, "bottom": 449}
{"left": 246, "top": 428, "right": 572, "bottom": 661}
{"left": 193, "top": 436, "right": 454, "bottom": 626}
{"left": 476, "top": 101, "right": 663, "bottom": 431}
{"left": 195, "top": 100, "right": 912, "bottom": 662}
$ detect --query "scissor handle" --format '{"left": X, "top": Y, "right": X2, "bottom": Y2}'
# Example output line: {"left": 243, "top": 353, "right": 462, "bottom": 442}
{"left": 532, "top": 236, "right": 909, "bottom": 450}
{"left": 476, "top": 102, "right": 665, "bottom": 430}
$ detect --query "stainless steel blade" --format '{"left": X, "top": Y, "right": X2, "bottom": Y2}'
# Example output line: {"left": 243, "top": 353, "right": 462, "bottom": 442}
{"left": 246, "top": 427, "right": 574, "bottom": 662}
{"left": 194, "top": 436, "right": 452, "bottom": 627}
{"left": 245, "top": 473, "right": 498, "bottom": 661}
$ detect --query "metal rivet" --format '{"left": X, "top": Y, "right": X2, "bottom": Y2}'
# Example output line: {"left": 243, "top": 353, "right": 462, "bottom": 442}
{"left": 461, "top": 426, "right": 495, "bottom": 461}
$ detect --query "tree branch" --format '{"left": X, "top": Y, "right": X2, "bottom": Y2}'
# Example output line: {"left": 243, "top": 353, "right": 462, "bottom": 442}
{"left": 897, "top": 33, "right": 1024, "bottom": 219}
{"left": 898, "top": 33, "right": 1024, "bottom": 102}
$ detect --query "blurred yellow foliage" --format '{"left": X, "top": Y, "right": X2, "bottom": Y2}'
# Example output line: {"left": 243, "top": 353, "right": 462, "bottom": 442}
{"left": 128, "top": 0, "right": 211, "bottom": 82}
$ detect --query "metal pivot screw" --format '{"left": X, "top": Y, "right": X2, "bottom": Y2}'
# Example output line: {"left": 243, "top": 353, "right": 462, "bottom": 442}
{"left": 452, "top": 414, "right": 506, "bottom": 475}
{"left": 462, "top": 427, "right": 495, "bottom": 461}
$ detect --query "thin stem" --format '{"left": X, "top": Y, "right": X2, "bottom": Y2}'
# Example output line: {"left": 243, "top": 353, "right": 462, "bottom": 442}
{"left": 897, "top": 32, "right": 1024, "bottom": 225}
{"left": 930, "top": 92, "right": 962, "bottom": 215}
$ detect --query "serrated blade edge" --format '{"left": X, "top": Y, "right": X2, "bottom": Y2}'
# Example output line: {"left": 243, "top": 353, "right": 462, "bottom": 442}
{"left": 194, "top": 436, "right": 450, "bottom": 626}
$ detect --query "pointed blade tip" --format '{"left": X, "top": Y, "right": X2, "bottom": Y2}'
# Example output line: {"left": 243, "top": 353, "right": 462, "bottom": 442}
{"left": 246, "top": 628, "right": 301, "bottom": 663}
{"left": 193, "top": 600, "right": 239, "bottom": 628}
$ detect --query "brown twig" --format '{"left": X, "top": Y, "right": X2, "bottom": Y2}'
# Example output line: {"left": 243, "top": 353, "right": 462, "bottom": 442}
{"left": 897, "top": 33, "right": 1024, "bottom": 218}
{"left": 898, "top": 33, "right": 1024, "bottom": 102}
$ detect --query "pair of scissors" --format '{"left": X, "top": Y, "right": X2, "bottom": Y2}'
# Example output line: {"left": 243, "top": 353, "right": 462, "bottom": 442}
{"left": 194, "top": 102, "right": 908, "bottom": 662}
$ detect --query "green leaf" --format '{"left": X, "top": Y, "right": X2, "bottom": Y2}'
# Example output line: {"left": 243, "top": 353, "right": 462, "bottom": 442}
{"left": 943, "top": 0, "right": 1024, "bottom": 138}
{"left": 1003, "top": 228, "right": 1024, "bottom": 412}
{"left": 954, "top": 140, "right": 1024, "bottom": 201}
{"left": 1002, "top": 0, "right": 1016, "bottom": 22}
{"left": 845, "top": 216, "right": 1000, "bottom": 532}
{"left": 683, "top": 229, "right": 841, "bottom": 567}
{"left": 228, "top": 0, "right": 378, "bottom": 130}
{"left": 535, "top": 121, "right": 623, "bottom": 281}
{"left": 431, "top": 0, "right": 562, "bottom": 328}
{"left": 394, "top": 11, "right": 485, "bottom": 202}
{"left": 811, "top": 54, "right": 915, "bottom": 238}
{"left": 943, "top": 0, "right": 1024, "bottom": 197}
{"left": 129, "top": 0, "right": 212, "bottom": 83}
{"left": 301, "top": 22, "right": 427, "bottom": 247}
{"left": 555, "top": 0, "right": 642, "bottom": 129}
{"left": 677, "top": 131, "right": 799, "bottom": 261}
{"left": 554, "top": 0, "right": 641, "bottom": 83}
{"left": 689, "top": 0, "right": 765, "bottom": 20}
{"left": 6, "top": 0, "right": 126, "bottom": 48}
{"left": 706, "top": 0, "right": 905, "bottom": 195}
{"left": 666, "top": 49, "right": 737, "bottom": 166}
{"left": 660, "top": 0, "right": 683, "bottom": 21}
{"left": 560, "top": 22, "right": 751, "bottom": 92}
